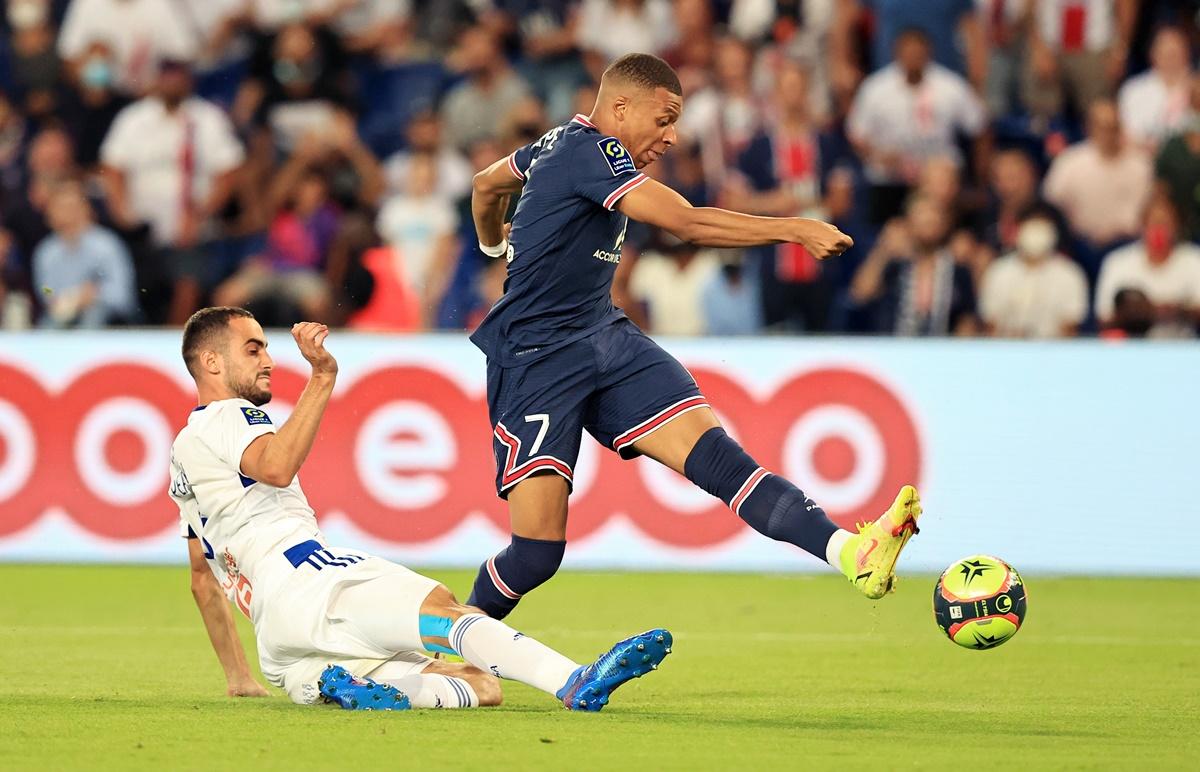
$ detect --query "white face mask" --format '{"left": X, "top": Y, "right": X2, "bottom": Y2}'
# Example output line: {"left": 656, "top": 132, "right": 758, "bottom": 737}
{"left": 1016, "top": 219, "right": 1057, "bottom": 259}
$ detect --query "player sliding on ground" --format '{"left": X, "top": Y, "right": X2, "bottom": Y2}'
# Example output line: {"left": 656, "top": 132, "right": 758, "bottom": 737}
{"left": 468, "top": 52, "right": 921, "bottom": 620}
{"left": 170, "top": 307, "right": 670, "bottom": 711}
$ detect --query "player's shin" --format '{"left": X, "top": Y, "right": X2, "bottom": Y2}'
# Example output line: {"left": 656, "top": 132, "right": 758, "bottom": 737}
{"left": 373, "top": 674, "right": 479, "bottom": 709}
{"left": 467, "top": 535, "right": 566, "bottom": 619}
{"left": 448, "top": 614, "right": 579, "bottom": 697}
{"left": 683, "top": 427, "right": 854, "bottom": 567}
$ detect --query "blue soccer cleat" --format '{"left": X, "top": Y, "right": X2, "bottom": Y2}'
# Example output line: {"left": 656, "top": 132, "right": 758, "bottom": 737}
{"left": 317, "top": 664, "right": 411, "bottom": 711}
{"left": 556, "top": 628, "right": 672, "bottom": 712}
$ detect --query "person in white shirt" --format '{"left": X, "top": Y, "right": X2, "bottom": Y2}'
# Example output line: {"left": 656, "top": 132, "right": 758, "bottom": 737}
{"left": 1094, "top": 196, "right": 1200, "bottom": 336}
{"left": 172, "top": 307, "right": 671, "bottom": 709}
{"left": 979, "top": 205, "right": 1088, "bottom": 338}
{"left": 628, "top": 232, "right": 720, "bottom": 335}
{"left": 847, "top": 28, "right": 986, "bottom": 223}
{"left": 57, "top": 0, "right": 200, "bottom": 96}
{"left": 1117, "top": 26, "right": 1193, "bottom": 151}
{"left": 1043, "top": 99, "right": 1151, "bottom": 253}
{"left": 100, "top": 60, "right": 244, "bottom": 323}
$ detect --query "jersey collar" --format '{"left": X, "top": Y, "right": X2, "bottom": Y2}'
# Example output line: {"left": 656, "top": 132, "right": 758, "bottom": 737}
{"left": 571, "top": 113, "right": 597, "bottom": 129}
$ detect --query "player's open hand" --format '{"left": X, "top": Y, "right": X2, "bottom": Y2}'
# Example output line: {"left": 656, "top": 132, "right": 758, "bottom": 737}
{"left": 796, "top": 219, "right": 854, "bottom": 260}
{"left": 291, "top": 321, "right": 338, "bottom": 377}
{"left": 226, "top": 678, "right": 269, "bottom": 698}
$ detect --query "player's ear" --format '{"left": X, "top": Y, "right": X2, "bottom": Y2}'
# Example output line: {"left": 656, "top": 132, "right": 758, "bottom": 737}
{"left": 201, "top": 349, "right": 221, "bottom": 375}
{"left": 613, "top": 94, "right": 629, "bottom": 122}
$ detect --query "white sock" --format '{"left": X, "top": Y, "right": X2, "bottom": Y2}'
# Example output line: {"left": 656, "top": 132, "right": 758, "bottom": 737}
{"left": 374, "top": 674, "right": 477, "bottom": 709}
{"left": 449, "top": 614, "right": 579, "bottom": 696}
{"left": 825, "top": 528, "right": 855, "bottom": 569}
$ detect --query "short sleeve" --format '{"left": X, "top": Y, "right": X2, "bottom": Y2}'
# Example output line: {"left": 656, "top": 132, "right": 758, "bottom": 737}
{"left": 202, "top": 401, "right": 277, "bottom": 475}
{"left": 198, "top": 105, "right": 245, "bottom": 175}
{"left": 572, "top": 136, "right": 649, "bottom": 210}
{"left": 508, "top": 142, "right": 535, "bottom": 181}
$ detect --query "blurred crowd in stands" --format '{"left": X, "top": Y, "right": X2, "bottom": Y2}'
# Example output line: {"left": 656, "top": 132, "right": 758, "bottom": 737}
{"left": 0, "top": 0, "right": 1199, "bottom": 339}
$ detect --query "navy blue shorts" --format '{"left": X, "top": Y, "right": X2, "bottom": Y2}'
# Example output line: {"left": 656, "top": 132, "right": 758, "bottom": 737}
{"left": 486, "top": 320, "right": 708, "bottom": 497}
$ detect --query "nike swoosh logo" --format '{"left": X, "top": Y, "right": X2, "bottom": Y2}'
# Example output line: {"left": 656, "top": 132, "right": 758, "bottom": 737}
{"left": 858, "top": 538, "right": 879, "bottom": 564}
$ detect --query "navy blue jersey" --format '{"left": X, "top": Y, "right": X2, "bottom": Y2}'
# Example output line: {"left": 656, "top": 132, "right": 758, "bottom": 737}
{"left": 470, "top": 114, "right": 649, "bottom": 366}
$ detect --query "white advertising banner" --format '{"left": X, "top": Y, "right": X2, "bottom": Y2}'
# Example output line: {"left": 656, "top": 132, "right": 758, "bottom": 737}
{"left": 0, "top": 331, "right": 1194, "bottom": 574}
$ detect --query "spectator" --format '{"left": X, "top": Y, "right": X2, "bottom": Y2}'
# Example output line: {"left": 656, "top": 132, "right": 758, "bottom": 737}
{"left": 57, "top": 0, "right": 200, "bottom": 96}
{"left": 978, "top": 0, "right": 1031, "bottom": 118}
{"left": 978, "top": 205, "right": 1088, "bottom": 338}
{"left": 0, "top": 226, "right": 32, "bottom": 328}
{"left": 376, "top": 152, "right": 460, "bottom": 328}
{"left": 628, "top": 232, "right": 720, "bottom": 335}
{"left": 982, "top": 148, "right": 1047, "bottom": 255}
{"left": 1155, "top": 77, "right": 1200, "bottom": 241}
{"left": 576, "top": 0, "right": 677, "bottom": 73}
{"left": 441, "top": 25, "right": 531, "bottom": 152}
{"left": 214, "top": 161, "right": 339, "bottom": 324}
{"left": 57, "top": 42, "right": 132, "bottom": 167}
{"left": 490, "top": 0, "right": 587, "bottom": 124}
{"left": 1022, "top": 0, "right": 1136, "bottom": 123}
{"left": 4, "top": 125, "right": 76, "bottom": 265}
{"left": 6, "top": 0, "right": 61, "bottom": 122}
{"left": 332, "top": 1, "right": 413, "bottom": 61}
{"left": 664, "top": 0, "right": 717, "bottom": 97}
{"left": 1099, "top": 287, "right": 1154, "bottom": 339}
{"left": 100, "top": 59, "right": 244, "bottom": 323}
{"left": 680, "top": 36, "right": 763, "bottom": 190}
{"left": 384, "top": 111, "right": 473, "bottom": 200}
{"left": 702, "top": 253, "right": 763, "bottom": 335}
{"left": 1043, "top": 99, "right": 1152, "bottom": 269}
{"left": 1095, "top": 196, "right": 1200, "bottom": 336}
{"left": 239, "top": 23, "right": 354, "bottom": 153}
{"left": 850, "top": 194, "right": 979, "bottom": 336}
{"left": 726, "top": 59, "right": 839, "bottom": 331}
{"left": 733, "top": 0, "right": 837, "bottom": 118}
{"left": 33, "top": 181, "right": 137, "bottom": 328}
{"left": 847, "top": 28, "right": 986, "bottom": 225}
{"left": 831, "top": 1, "right": 988, "bottom": 97}
{"left": 1118, "top": 26, "right": 1193, "bottom": 150}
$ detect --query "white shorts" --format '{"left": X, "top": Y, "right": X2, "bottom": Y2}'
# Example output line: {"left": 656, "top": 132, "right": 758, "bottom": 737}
{"left": 253, "top": 546, "right": 441, "bottom": 705}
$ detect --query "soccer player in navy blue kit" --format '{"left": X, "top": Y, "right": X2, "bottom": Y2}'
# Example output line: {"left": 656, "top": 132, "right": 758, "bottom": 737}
{"left": 468, "top": 54, "right": 922, "bottom": 621}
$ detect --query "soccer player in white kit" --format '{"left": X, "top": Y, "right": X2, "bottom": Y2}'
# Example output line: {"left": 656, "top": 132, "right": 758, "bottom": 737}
{"left": 171, "top": 307, "right": 671, "bottom": 711}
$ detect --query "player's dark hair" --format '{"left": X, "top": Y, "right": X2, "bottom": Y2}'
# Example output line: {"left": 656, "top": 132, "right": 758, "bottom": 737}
{"left": 603, "top": 53, "right": 682, "bottom": 96}
{"left": 182, "top": 306, "right": 254, "bottom": 377}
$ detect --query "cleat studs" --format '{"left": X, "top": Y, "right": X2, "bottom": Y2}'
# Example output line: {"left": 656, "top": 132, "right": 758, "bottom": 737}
{"left": 665, "top": 647, "right": 672, "bottom": 653}
{"left": 651, "top": 663, "right": 658, "bottom": 670}
{"left": 642, "top": 654, "right": 651, "bottom": 663}
{"left": 619, "top": 658, "right": 628, "bottom": 667}
{"left": 636, "top": 643, "right": 645, "bottom": 651}
{"left": 655, "top": 634, "right": 664, "bottom": 643}
{"left": 579, "top": 700, "right": 588, "bottom": 708}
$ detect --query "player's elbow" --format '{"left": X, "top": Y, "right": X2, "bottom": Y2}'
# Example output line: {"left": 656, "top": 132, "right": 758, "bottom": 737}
{"left": 472, "top": 169, "right": 507, "bottom": 198}
{"left": 190, "top": 567, "right": 217, "bottom": 599}
{"left": 668, "top": 208, "right": 706, "bottom": 244}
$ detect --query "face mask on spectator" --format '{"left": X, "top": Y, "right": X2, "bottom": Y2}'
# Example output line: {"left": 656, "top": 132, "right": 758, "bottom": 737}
{"left": 1144, "top": 223, "right": 1173, "bottom": 257}
{"left": 82, "top": 59, "right": 114, "bottom": 90}
{"left": 1016, "top": 220, "right": 1056, "bottom": 260}
{"left": 274, "top": 59, "right": 318, "bottom": 87}
{"left": 7, "top": 0, "right": 47, "bottom": 30}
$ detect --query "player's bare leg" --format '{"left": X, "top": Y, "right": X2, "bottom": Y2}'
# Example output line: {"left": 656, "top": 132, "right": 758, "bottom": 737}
{"left": 632, "top": 406, "right": 920, "bottom": 598}
{"left": 467, "top": 473, "right": 570, "bottom": 618}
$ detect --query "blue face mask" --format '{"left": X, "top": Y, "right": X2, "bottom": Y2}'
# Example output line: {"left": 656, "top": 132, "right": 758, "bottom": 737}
{"left": 82, "top": 59, "right": 113, "bottom": 89}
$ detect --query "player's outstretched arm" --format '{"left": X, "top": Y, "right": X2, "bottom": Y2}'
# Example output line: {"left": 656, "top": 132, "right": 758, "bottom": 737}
{"left": 187, "top": 538, "right": 268, "bottom": 697}
{"left": 472, "top": 155, "right": 525, "bottom": 251}
{"left": 617, "top": 176, "right": 853, "bottom": 258}
{"left": 239, "top": 322, "right": 336, "bottom": 487}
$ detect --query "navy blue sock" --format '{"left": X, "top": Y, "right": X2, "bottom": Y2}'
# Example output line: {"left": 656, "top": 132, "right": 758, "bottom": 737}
{"left": 468, "top": 535, "right": 566, "bottom": 619}
{"left": 683, "top": 427, "right": 839, "bottom": 560}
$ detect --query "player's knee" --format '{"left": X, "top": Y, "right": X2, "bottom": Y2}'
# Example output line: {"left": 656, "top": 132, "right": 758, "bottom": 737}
{"left": 422, "top": 584, "right": 484, "bottom": 621}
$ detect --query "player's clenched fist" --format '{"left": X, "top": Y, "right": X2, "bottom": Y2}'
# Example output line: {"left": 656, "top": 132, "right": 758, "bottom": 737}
{"left": 291, "top": 321, "right": 337, "bottom": 376}
{"left": 795, "top": 219, "right": 854, "bottom": 260}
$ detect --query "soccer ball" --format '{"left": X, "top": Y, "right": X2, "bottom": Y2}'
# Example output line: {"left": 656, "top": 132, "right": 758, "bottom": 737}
{"left": 933, "top": 555, "right": 1027, "bottom": 650}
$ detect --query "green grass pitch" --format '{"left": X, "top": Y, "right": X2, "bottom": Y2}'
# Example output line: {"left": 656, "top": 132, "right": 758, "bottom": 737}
{"left": 2, "top": 565, "right": 1196, "bottom": 770}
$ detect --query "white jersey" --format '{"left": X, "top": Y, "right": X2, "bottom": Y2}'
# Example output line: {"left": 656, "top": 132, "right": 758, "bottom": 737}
{"left": 168, "top": 398, "right": 322, "bottom": 626}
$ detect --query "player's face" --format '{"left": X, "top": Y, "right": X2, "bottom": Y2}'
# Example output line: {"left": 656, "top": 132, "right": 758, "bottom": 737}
{"left": 624, "top": 87, "right": 682, "bottom": 168}
{"left": 222, "top": 317, "right": 274, "bottom": 406}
